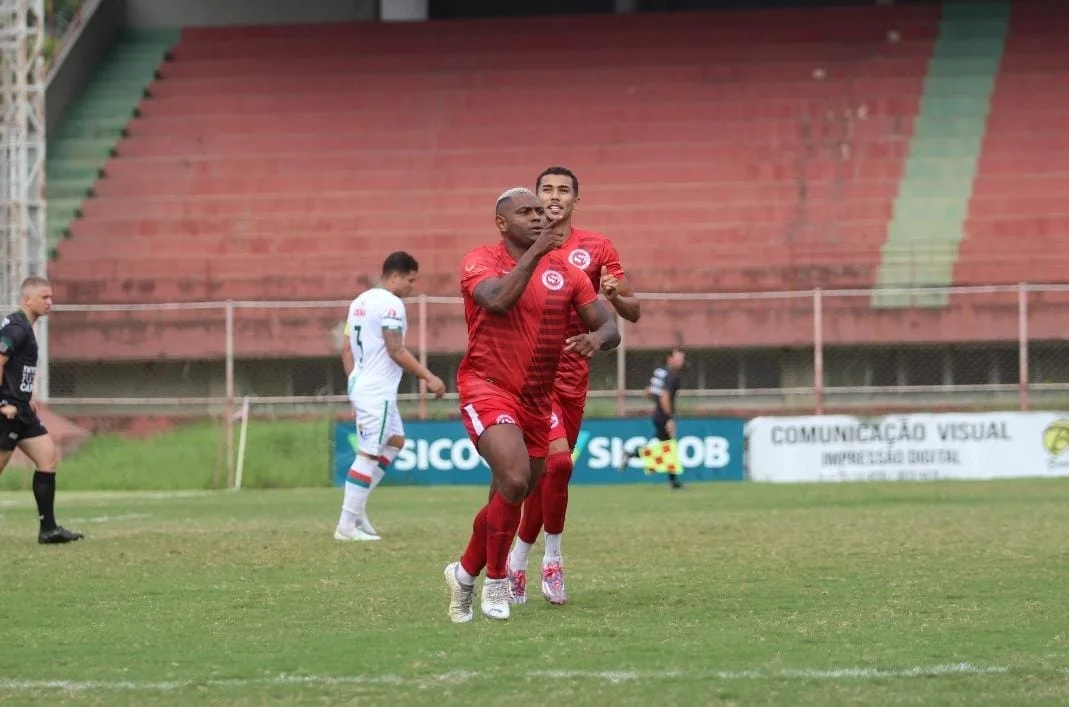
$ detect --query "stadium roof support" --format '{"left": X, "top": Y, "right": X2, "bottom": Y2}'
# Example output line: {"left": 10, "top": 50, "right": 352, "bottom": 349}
{"left": 0, "top": 0, "right": 49, "bottom": 397}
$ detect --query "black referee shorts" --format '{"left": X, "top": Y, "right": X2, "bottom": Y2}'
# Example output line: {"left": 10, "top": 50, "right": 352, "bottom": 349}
{"left": 0, "top": 407, "right": 48, "bottom": 452}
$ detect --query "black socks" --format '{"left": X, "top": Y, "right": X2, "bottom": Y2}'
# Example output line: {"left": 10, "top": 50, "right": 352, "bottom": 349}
{"left": 32, "top": 470, "right": 57, "bottom": 532}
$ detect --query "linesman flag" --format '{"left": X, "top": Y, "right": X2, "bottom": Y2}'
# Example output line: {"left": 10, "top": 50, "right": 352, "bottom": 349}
{"left": 639, "top": 439, "right": 683, "bottom": 476}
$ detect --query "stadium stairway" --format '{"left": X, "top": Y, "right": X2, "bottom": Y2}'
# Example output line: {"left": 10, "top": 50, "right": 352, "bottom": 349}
{"left": 46, "top": 29, "right": 178, "bottom": 251}
{"left": 955, "top": 0, "right": 1069, "bottom": 289}
{"left": 872, "top": 1, "right": 1011, "bottom": 309}
{"left": 47, "top": 7, "right": 943, "bottom": 360}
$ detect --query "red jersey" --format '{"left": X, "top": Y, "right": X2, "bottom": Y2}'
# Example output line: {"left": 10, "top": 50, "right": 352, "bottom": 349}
{"left": 554, "top": 227, "right": 626, "bottom": 397}
{"left": 458, "top": 242, "right": 599, "bottom": 408}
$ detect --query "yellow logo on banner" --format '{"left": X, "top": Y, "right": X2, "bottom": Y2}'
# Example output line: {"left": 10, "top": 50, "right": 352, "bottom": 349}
{"left": 1042, "top": 419, "right": 1069, "bottom": 458}
{"left": 639, "top": 439, "right": 683, "bottom": 475}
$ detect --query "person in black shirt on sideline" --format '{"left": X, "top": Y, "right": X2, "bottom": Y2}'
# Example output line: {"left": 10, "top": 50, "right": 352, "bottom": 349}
{"left": 621, "top": 347, "right": 686, "bottom": 489}
{"left": 0, "top": 277, "right": 83, "bottom": 544}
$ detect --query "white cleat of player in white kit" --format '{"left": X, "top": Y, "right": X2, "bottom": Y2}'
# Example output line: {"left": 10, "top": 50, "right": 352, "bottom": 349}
{"left": 333, "top": 519, "right": 381, "bottom": 542}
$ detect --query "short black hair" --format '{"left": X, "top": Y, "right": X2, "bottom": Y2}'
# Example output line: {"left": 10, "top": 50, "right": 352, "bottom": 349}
{"left": 536, "top": 166, "right": 579, "bottom": 195}
{"left": 382, "top": 251, "right": 419, "bottom": 277}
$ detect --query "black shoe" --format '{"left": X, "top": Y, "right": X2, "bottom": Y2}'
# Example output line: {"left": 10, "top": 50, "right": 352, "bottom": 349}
{"left": 38, "top": 526, "right": 84, "bottom": 544}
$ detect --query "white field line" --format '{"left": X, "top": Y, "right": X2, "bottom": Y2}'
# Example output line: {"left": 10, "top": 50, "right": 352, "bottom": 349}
{"left": 63, "top": 513, "right": 150, "bottom": 524}
{"left": 0, "top": 663, "right": 1020, "bottom": 692}
{"left": 0, "top": 490, "right": 216, "bottom": 509}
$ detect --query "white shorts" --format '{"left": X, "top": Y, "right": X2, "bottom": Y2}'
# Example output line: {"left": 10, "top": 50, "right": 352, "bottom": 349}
{"left": 354, "top": 399, "right": 403, "bottom": 457}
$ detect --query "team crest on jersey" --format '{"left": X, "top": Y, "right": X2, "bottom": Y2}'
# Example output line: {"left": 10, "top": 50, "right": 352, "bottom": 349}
{"left": 496, "top": 414, "right": 517, "bottom": 425}
{"left": 568, "top": 248, "right": 592, "bottom": 270}
{"left": 541, "top": 270, "right": 565, "bottom": 291}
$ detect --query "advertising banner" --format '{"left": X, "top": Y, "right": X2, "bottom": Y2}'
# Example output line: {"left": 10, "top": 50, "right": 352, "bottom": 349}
{"left": 332, "top": 416, "right": 746, "bottom": 487}
{"left": 747, "top": 412, "right": 1069, "bottom": 483}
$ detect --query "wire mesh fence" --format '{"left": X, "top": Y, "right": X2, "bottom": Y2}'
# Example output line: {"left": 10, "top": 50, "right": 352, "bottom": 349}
{"left": 5, "top": 283, "right": 1067, "bottom": 485}
{"left": 26, "top": 284, "right": 1069, "bottom": 413}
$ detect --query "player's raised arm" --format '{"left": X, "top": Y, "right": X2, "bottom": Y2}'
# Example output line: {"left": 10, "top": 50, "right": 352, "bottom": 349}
{"left": 600, "top": 265, "right": 641, "bottom": 323}
{"left": 382, "top": 328, "right": 446, "bottom": 398}
{"left": 565, "top": 273, "right": 621, "bottom": 357}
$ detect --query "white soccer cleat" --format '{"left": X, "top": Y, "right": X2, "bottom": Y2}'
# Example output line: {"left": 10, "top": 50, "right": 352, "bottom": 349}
{"left": 444, "top": 562, "right": 475, "bottom": 623}
{"left": 358, "top": 517, "right": 380, "bottom": 538}
{"left": 541, "top": 561, "right": 568, "bottom": 605}
{"left": 481, "top": 578, "right": 511, "bottom": 620}
{"left": 334, "top": 526, "right": 381, "bottom": 542}
{"left": 507, "top": 563, "right": 528, "bottom": 605}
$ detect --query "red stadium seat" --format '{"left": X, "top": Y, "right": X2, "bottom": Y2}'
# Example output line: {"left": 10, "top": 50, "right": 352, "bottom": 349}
{"left": 955, "top": 2, "right": 1069, "bottom": 289}
{"left": 50, "top": 7, "right": 942, "bottom": 358}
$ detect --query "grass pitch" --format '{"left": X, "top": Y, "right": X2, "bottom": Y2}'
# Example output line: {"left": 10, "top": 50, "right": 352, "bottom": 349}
{"left": 2, "top": 480, "right": 1069, "bottom": 705}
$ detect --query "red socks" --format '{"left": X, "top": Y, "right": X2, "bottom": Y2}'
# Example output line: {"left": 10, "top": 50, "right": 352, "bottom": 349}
{"left": 517, "top": 477, "right": 544, "bottom": 545}
{"left": 516, "top": 452, "right": 574, "bottom": 544}
{"left": 485, "top": 492, "right": 522, "bottom": 579}
{"left": 459, "top": 504, "right": 489, "bottom": 578}
{"left": 462, "top": 493, "right": 523, "bottom": 580}
{"left": 542, "top": 452, "right": 573, "bottom": 535}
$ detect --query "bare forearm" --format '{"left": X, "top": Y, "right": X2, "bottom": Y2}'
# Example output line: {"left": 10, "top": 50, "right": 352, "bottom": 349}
{"left": 390, "top": 348, "right": 434, "bottom": 382}
{"left": 608, "top": 294, "right": 641, "bottom": 323}
{"left": 592, "top": 318, "right": 621, "bottom": 351}
{"left": 476, "top": 248, "right": 544, "bottom": 313}
{"left": 341, "top": 348, "right": 354, "bottom": 377}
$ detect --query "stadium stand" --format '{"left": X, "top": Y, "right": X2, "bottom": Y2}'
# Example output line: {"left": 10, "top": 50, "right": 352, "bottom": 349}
{"left": 49, "top": 5, "right": 943, "bottom": 361}
{"left": 955, "top": 0, "right": 1069, "bottom": 288}
{"left": 45, "top": 30, "right": 178, "bottom": 251}
{"left": 873, "top": 1, "right": 1010, "bottom": 308}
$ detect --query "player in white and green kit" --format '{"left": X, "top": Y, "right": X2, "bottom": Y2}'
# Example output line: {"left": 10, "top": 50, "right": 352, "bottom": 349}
{"left": 335, "top": 252, "right": 446, "bottom": 541}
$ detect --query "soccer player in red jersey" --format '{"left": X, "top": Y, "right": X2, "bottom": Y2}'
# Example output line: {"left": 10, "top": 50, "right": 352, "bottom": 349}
{"left": 443, "top": 187, "right": 620, "bottom": 623}
{"left": 507, "top": 167, "right": 642, "bottom": 606}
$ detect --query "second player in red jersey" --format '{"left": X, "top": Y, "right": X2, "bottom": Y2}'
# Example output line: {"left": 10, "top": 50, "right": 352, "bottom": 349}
{"left": 443, "top": 187, "right": 620, "bottom": 623}
{"left": 508, "top": 167, "right": 642, "bottom": 607}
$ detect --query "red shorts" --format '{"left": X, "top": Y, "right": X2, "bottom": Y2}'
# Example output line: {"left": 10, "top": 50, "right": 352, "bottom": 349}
{"left": 549, "top": 390, "right": 586, "bottom": 449}
{"left": 459, "top": 389, "right": 551, "bottom": 459}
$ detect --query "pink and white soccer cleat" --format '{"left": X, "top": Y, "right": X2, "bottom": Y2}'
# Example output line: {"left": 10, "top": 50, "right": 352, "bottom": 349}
{"left": 540, "top": 561, "right": 568, "bottom": 605}
{"left": 507, "top": 563, "right": 528, "bottom": 605}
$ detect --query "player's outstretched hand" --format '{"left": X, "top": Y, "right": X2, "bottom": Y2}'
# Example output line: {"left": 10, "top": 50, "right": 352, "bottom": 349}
{"left": 425, "top": 375, "right": 447, "bottom": 399}
{"left": 600, "top": 266, "right": 619, "bottom": 300}
{"left": 532, "top": 218, "right": 567, "bottom": 256}
{"left": 564, "top": 333, "right": 601, "bottom": 358}
{"left": 0, "top": 404, "right": 15, "bottom": 420}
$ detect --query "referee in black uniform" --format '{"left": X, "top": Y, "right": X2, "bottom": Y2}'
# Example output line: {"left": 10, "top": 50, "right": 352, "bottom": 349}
{"left": 622, "top": 347, "right": 686, "bottom": 489}
{"left": 0, "top": 277, "right": 83, "bottom": 544}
